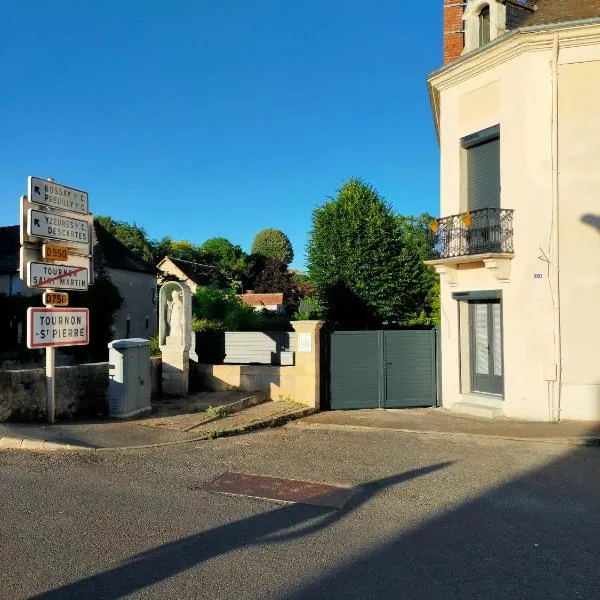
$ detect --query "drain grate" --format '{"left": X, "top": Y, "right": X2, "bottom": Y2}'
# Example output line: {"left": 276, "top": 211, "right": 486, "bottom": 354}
{"left": 199, "top": 472, "right": 356, "bottom": 509}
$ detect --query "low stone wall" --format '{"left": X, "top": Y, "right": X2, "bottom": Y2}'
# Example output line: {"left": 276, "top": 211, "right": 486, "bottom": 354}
{"left": 190, "top": 363, "right": 295, "bottom": 402}
{"left": 1, "top": 358, "right": 165, "bottom": 422}
{"left": 0, "top": 363, "right": 110, "bottom": 422}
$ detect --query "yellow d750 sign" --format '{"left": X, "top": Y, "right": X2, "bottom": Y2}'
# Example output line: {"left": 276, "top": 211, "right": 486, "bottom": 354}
{"left": 42, "top": 292, "right": 69, "bottom": 307}
{"left": 43, "top": 244, "right": 69, "bottom": 261}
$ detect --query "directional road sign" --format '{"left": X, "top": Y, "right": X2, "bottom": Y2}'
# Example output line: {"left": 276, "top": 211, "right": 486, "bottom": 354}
{"left": 28, "top": 176, "right": 89, "bottom": 215}
{"left": 28, "top": 208, "right": 90, "bottom": 245}
{"left": 27, "top": 307, "right": 89, "bottom": 349}
{"left": 20, "top": 246, "right": 93, "bottom": 286}
{"left": 28, "top": 262, "right": 89, "bottom": 291}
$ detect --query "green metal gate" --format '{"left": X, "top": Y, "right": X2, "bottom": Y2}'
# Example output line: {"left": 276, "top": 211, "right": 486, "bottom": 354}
{"left": 329, "top": 330, "right": 438, "bottom": 410}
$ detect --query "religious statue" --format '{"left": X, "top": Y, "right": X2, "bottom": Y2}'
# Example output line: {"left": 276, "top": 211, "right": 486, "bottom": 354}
{"left": 166, "top": 289, "right": 184, "bottom": 344}
{"left": 159, "top": 281, "right": 193, "bottom": 397}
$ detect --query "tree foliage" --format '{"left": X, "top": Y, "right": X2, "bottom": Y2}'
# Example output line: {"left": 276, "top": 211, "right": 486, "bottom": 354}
{"left": 95, "top": 216, "right": 154, "bottom": 263}
{"left": 199, "top": 237, "right": 247, "bottom": 279}
{"left": 307, "top": 178, "right": 437, "bottom": 328}
{"left": 251, "top": 228, "right": 294, "bottom": 265}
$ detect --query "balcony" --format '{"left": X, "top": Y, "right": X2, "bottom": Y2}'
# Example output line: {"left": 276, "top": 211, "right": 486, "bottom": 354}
{"left": 426, "top": 208, "right": 514, "bottom": 284}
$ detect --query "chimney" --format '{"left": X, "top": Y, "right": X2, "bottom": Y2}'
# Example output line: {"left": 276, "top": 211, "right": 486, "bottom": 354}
{"left": 443, "top": 0, "right": 465, "bottom": 64}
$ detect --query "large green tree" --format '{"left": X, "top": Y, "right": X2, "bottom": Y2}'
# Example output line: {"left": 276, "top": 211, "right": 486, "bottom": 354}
{"left": 307, "top": 178, "right": 433, "bottom": 328}
{"left": 396, "top": 214, "right": 440, "bottom": 325}
{"left": 199, "top": 237, "right": 247, "bottom": 279}
{"left": 95, "top": 216, "right": 154, "bottom": 263}
{"left": 251, "top": 228, "right": 294, "bottom": 265}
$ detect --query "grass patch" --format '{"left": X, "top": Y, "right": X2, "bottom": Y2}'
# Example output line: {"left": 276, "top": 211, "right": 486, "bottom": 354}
{"left": 206, "top": 405, "right": 231, "bottom": 419}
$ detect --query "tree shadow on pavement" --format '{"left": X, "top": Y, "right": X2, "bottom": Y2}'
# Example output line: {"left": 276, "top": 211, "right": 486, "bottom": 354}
{"left": 31, "top": 463, "right": 452, "bottom": 600}
{"left": 284, "top": 433, "right": 600, "bottom": 599}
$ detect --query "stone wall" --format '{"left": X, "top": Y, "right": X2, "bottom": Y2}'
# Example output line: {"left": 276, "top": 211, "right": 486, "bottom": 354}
{"left": 190, "top": 363, "right": 296, "bottom": 401}
{"left": 0, "top": 363, "right": 110, "bottom": 422}
{"left": 190, "top": 320, "right": 324, "bottom": 408}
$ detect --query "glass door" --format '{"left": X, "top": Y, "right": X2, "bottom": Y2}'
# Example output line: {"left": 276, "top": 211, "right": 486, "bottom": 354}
{"left": 470, "top": 301, "right": 503, "bottom": 396}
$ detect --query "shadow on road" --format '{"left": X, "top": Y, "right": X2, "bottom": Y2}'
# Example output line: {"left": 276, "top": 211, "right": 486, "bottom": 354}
{"left": 285, "top": 434, "right": 600, "bottom": 599}
{"left": 32, "top": 463, "right": 452, "bottom": 599}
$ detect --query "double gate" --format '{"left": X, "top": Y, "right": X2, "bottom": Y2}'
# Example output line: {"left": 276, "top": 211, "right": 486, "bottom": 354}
{"left": 328, "top": 330, "right": 438, "bottom": 410}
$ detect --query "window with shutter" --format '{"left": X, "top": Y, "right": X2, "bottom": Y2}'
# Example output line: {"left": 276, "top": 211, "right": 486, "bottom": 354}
{"left": 467, "top": 135, "right": 500, "bottom": 211}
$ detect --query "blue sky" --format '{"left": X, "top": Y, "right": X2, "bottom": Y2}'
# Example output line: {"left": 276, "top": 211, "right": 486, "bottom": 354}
{"left": 1, "top": 1, "right": 442, "bottom": 269}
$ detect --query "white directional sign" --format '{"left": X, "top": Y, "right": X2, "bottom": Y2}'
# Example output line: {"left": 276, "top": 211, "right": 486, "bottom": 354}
{"left": 28, "top": 262, "right": 89, "bottom": 291}
{"left": 27, "top": 307, "right": 89, "bottom": 349}
{"left": 28, "top": 176, "right": 89, "bottom": 215}
{"left": 20, "top": 246, "right": 93, "bottom": 286}
{"left": 27, "top": 208, "right": 90, "bottom": 245}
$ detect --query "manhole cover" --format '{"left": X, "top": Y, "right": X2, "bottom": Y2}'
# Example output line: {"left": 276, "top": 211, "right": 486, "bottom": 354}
{"left": 200, "top": 472, "right": 356, "bottom": 509}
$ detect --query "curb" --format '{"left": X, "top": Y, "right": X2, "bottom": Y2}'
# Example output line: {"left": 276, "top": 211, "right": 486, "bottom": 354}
{"left": 181, "top": 394, "right": 266, "bottom": 431}
{"left": 287, "top": 421, "right": 600, "bottom": 447}
{"left": 0, "top": 404, "right": 315, "bottom": 453}
{"left": 194, "top": 406, "right": 316, "bottom": 440}
{"left": 0, "top": 436, "right": 91, "bottom": 452}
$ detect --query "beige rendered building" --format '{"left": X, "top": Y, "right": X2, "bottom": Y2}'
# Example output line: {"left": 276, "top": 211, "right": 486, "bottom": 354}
{"left": 428, "top": 1, "right": 600, "bottom": 421}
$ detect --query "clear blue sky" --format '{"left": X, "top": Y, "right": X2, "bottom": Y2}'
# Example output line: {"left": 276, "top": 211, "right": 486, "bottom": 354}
{"left": 1, "top": 1, "right": 442, "bottom": 269}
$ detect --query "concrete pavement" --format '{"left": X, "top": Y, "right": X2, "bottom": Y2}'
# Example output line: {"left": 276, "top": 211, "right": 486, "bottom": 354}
{"left": 0, "top": 393, "right": 312, "bottom": 451}
{"left": 291, "top": 406, "right": 600, "bottom": 445}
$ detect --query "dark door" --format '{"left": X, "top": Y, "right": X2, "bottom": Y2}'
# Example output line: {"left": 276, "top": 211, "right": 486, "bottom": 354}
{"left": 329, "top": 330, "right": 437, "bottom": 410}
{"left": 330, "top": 331, "right": 382, "bottom": 409}
{"left": 470, "top": 301, "right": 503, "bottom": 396}
{"left": 384, "top": 331, "right": 437, "bottom": 408}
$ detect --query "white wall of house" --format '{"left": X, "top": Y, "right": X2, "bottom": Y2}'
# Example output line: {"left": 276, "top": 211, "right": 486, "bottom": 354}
{"left": 431, "top": 24, "right": 600, "bottom": 421}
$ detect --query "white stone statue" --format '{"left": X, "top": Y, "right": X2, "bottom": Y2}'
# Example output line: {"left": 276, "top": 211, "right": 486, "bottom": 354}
{"left": 166, "top": 289, "right": 184, "bottom": 344}
{"left": 159, "top": 281, "right": 193, "bottom": 397}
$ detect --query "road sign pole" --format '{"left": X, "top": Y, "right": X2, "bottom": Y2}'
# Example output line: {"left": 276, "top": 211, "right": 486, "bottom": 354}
{"left": 45, "top": 289, "right": 56, "bottom": 424}
{"left": 45, "top": 178, "right": 55, "bottom": 424}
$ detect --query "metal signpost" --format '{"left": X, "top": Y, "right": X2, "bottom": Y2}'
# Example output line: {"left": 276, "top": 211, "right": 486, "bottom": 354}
{"left": 20, "top": 177, "right": 92, "bottom": 424}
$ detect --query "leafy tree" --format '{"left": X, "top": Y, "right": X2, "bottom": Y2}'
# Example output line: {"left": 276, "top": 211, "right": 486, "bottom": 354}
{"left": 251, "top": 228, "right": 294, "bottom": 265}
{"left": 150, "top": 236, "right": 175, "bottom": 265}
{"left": 94, "top": 216, "right": 153, "bottom": 263}
{"left": 307, "top": 178, "right": 431, "bottom": 328}
{"left": 397, "top": 214, "right": 440, "bottom": 325}
{"left": 168, "top": 240, "right": 207, "bottom": 264}
{"left": 199, "top": 237, "right": 247, "bottom": 279}
{"left": 192, "top": 284, "right": 259, "bottom": 331}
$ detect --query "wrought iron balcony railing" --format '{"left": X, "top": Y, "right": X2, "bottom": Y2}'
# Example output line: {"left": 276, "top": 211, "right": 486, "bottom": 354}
{"left": 428, "top": 208, "right": 514, "bottom": 260}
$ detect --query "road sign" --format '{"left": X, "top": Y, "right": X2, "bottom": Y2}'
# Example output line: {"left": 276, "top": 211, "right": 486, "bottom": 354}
{"left": 20, "top": 246, "right": 93, "bottom": 286}
{"left": 43, "top": 244, "right": 69, "bottom": 261}
{"left": 27, "top": 307, "right": 89, "bottom": 349}
{"left": 28, "top": 176, "right": 89, "bottom": 215}
{"left": 43, "top": 291, "right": 69, "bottom": 307}
{"left": 28, "top": 208, "right": 90, "bottom": 245}
{"left": 28, "top": 262, "right": 89, "bottom": 290}
{"left": 20, "top": 197, "right": 93, "bottom": 258}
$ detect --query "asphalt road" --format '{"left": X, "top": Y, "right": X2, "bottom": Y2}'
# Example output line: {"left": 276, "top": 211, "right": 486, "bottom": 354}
{"left": 1, "top": 427, "right": 598, "bottom": 599}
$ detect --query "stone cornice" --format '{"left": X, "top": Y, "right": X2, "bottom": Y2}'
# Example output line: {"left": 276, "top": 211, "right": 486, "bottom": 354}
{"left": 427, "top": 21, "right": 600, "bottom": 137}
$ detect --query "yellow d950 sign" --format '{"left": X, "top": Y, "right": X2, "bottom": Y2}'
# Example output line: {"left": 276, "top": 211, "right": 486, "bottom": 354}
{"left": 43, "top": 292, "right": 69, "bottom": 307}
{"left": 43, "top": 244, "right": 69, "bottom": 261}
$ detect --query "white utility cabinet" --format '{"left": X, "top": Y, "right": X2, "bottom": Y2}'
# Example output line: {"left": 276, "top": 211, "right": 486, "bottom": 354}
{"left": 108, "top": 338, "right": 151, "bottom": 418}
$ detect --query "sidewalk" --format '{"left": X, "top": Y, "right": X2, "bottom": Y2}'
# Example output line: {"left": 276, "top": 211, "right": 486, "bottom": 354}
{"left": 0, "top": 392, "right": 313, "bottom": 451}
{"left": 290, "top": 407, "right": 600, "bottom": 445}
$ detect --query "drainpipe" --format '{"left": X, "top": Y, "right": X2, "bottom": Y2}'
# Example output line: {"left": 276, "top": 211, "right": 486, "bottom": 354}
{"left": 549, "top": 32, "right": 562, "bottom": 422}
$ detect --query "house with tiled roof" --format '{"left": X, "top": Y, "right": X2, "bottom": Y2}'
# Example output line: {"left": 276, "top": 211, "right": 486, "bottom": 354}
{"left": 156, "top": 256, "right": 228, "bottom": 295}
{"left": 239, "top": 292, "right": 285, "bottom": 314}
{"left": 0, "top": 222, "right": 157, "bottom": 343}
{"left": 427, "top": 1, "right": 600, "bottom": 421}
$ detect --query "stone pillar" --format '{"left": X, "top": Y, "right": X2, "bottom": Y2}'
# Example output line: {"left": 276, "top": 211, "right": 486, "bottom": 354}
{"left": 161, "top": 346, "right": 189, "bottom": 397}
{"left": 291, "top": 320, "right": 325, "bottom": 409}
{"left": 159, "top": 282, "right": 192, "bottom": 397}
